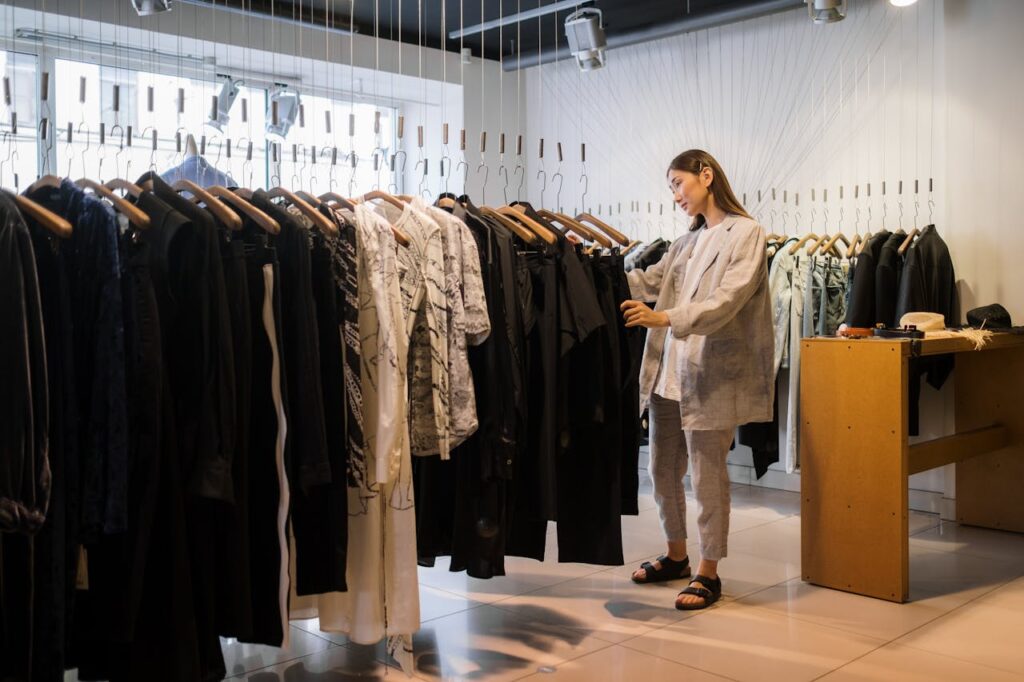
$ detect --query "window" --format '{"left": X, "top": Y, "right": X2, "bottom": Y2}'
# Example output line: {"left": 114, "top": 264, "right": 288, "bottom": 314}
{"left": 273, "top": 94, "right": 396, "bottom": 196}
{"left": 0, "top": 51, "right": 38, "bottom": 191}
{"left": 54, "top": 59, "right": 269, "bottom": 187}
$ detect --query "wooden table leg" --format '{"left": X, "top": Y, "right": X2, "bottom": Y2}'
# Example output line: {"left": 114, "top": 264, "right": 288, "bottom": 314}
{"left": 800, "top": 340, "right": 910, "bottom": 603}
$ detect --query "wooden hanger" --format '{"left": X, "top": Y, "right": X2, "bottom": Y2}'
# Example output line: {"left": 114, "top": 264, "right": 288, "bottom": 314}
{"left": 267, "top": 186, "right": 337, "bottom": 236}
{"left": 845, "top": 234, "right": 862, "bottom": 259}
{"left": 13, "top": 194, "right": 73, "bottom": 238}
{"left": 622, "top": 239, "right": 643, "bottom": 257}
{"left": 27, "top": 174, "right": 64, "bottom": 193}
{"left": 898, "top": 227, "right": 920, "bottom": 255}
{"left": 788, "top": 232, "right": 820, "bottom": 255}
{"left": 856, "top": 231, "right": 873, "bottom": 257}
{"left": 437, "top": 196, "right": 457, "bottom": 209}
{"left": 294, "top": 190, "right": 321, "bottom": 206}
{"left": 357, "top": 191, "right": 412, "bottom": 246}
{"left": 497, "top": 206, "right": 557, "bottom": 244}
{"left": 207, "top": 185, "right": 280, "bottom": 234}
{"left": 362, "top": 189, "right": 406, "bottom": 210}
{"left": 174, "top": 179, "right": 243, "bottom": 231}
{"left": 575, "top": 211, "right": 630, "bottom": 246}
{"left": 538, "top": 209, "right": 612, "bottom": 248}
{"left": 319, "top": 191, "right": 357, "bottom": 210}
{"left": 103, "top": 178, "right": 143, "bottom": 198}
{"left": 75, "top": 178, "right": 150, "bottom": 230}
{"left": 820, "top": 232, "right": 851, "bottom": 258}
{"left": 480, "top": 206, "right": 538, "bottom": 244}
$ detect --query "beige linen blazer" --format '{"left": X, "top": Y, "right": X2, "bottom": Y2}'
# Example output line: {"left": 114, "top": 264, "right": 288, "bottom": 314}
{"left": 627, "top": 214, "right": 775, "bottom": 430}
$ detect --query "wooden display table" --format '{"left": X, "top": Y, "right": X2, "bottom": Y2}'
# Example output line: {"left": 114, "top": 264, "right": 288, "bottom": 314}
{"left": 799, "top": 333, "right": 1024, "bottom": 602}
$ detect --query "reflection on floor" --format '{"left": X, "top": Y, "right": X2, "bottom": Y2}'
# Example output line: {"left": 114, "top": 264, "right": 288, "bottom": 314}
{"left": 68, "top": 461, "right": 1024, "bottom": 681}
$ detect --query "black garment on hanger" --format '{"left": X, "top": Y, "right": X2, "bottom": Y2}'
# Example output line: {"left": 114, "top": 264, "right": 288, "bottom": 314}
{"left": 19, "top": 200, "right": 80, "bottom": 682}
{"left": 631, "top": 238, "right": 669, "bottom": 273}
{"left": 136, "top": 173, "right": 238, "bottom": 681}
{"left": 896, "top": 225, "right": 958, "bottom": 437}
{"left": 611, "top": 253, "right": 645, "bottom": 514}
{"left": 24, "top": 180, "right": 129, "bottom": 541}
{"left": 213, "top": 236, "right": 254, "bottom": 638}
{"left": 875, "top": 231, "right": 907, "bottom": 328}
{"left": 135, "top": 172, "right": 237, "bottom": 503}
{"left": 293, "top": 224, "right": 350, "bottom": 596}
{"left": 251, "top": 193, "right": 332, "bottom": 598}
{"left": 237, "top": 220, "right": 289, "bottom": 647}
{"left": 556, "top": 250, "right": 623, "bottom": 566}
{"left": 895, "top": 225, "right": 957, "bottom": 326}
{"left": 846, "top": 231, "right": 892, "bottom": 327}
{"left": 75, "top": 188, "right": 203, "bottom": 682}
{"left": 0, "top": 191, "right": 51, "bottom": 682}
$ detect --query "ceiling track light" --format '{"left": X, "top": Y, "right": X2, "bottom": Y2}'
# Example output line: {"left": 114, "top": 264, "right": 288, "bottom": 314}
{"left": 889, "top": 0, "right": 919, "bottom": 7}
{"left": 565, "top": 8, "right": 607, "bottom": 72}
{"left": 806, "top": 0, "right": 847, "bottom": 24}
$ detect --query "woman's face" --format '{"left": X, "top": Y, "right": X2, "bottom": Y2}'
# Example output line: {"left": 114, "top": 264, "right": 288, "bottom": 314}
{"left": 668, "top": 168, "right": 710, "bottom": 217}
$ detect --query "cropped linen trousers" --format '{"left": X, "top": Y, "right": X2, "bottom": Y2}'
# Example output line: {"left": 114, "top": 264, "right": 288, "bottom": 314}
{"left": 648, "top": 393, "right": 734, "bottom": 561}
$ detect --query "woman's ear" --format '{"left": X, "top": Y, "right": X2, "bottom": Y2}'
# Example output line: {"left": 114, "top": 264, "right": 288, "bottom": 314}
{"left": 702, "top": 167, "right": 714, "bottom": 189}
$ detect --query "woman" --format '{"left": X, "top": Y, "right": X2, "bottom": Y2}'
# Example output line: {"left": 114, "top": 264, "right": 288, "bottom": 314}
{"left": 621, "top": 149, "right": 774, "bottom": 610}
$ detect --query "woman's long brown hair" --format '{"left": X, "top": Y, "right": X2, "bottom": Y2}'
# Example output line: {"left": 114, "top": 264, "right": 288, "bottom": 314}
{"left": 667, "top": 149, "right": 752, "bottom": 230}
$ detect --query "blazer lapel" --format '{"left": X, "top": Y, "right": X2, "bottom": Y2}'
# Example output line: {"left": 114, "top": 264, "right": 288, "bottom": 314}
{"left": 684, "top": 216, "right": 738, "bottom": 300}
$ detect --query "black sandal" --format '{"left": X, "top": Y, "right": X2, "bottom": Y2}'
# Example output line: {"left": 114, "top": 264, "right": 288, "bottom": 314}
{"left": 675, "top": 575, "right": 722, "bottom": 610}
{"left": 631, "top": 555, "right": 691, "bottom": 584}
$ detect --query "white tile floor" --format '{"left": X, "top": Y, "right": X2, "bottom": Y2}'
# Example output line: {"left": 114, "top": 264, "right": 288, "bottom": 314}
{"left": 210, "top": 469, "right": 1024, "bottom": 682}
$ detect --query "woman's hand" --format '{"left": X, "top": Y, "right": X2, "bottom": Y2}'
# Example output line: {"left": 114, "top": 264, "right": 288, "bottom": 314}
{"left": 620, "top": 300, "right": 670, "bottom": 329}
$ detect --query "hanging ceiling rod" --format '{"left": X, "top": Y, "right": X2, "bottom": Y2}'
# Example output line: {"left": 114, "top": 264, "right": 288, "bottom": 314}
{"left": 15, "top": 27, "right": 216, "bottom": 66}
{"left": 449, "top": 0, "right": 594, "bottom": 40}
{"left": 174, "top": 0, "right": 360, "bottom": 36}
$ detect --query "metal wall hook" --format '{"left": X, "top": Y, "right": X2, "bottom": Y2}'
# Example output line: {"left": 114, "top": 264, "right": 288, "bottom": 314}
{"left": 927, "top": 199, "right": 935, "bottom": 223}
{"left": 513, "top": 165, "right": 525, "bottom": 200}
{"left": 476, "top": 162, "right": 490, "bottom": 204}
{"left": 551, "top": 171, "right": 564, "bottom": 211}
{"left": 208, "top": 136, "right": 223, "bottom": 166}
{"left": 769, "top": 208, "right": 777, "bottom": 231}
{"left": 579, "top": 172, "right": 589, "bottom": 213}
{"left": 416, "top": 158, "right": 429, "bottom": 196}
{"left": 456, "top": 160, "right": 469, "bottom": 193}
{"left": 440, "top": 153, "right": 452, "bottom": 193}
{"left": 348, "top": 152, "right": 360, "bottom": 196}
{"left": 393, "top": 150, "right": 408, "bottom": 173}
{"left": 536, "top": 168, "right": 548, "bottom": 207}
{"left": 498, "top": 165, "right": 509, "bottom": 204}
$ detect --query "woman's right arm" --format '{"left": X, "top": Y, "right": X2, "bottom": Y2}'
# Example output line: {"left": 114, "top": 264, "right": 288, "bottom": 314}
{"left": 626, "top": 250, "right": 670, "bottom": 302}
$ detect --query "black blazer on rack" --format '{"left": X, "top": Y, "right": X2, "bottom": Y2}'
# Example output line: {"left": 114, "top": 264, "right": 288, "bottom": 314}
{"left": 845, "top": 230, "right": 891, "bottom": 327}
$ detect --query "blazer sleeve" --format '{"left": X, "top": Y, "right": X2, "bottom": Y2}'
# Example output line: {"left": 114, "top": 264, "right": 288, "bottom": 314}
{"left": 665, "top": 223, "right": 766, "bottom": 338}
{"left": 626, "top": 242, "right": 673, "bottom": 302}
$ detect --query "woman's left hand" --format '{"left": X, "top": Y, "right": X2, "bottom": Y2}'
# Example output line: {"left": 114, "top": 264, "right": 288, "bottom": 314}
{"left": 621, "top": 300, "right": 670, "bottom": 329}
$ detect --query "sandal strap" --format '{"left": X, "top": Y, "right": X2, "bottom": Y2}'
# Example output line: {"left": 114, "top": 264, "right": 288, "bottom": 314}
{"left": 655, "top": 555, "right": 689, "bottom": 567}
{"left": 678, "top": 586, "right": 713, "bottom": 600}
{"left": 690, "top": 574, "right": 721, "bottom": 592}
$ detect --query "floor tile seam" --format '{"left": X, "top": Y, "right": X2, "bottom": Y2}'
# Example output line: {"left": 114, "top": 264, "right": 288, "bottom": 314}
{"left": 726, "top": 515, "right": 797, "bottom": 536}
{"left": 880, "top": 576, "right": 1023, "bottom": 661}
{"left": 892, "top": 640, "right": 1024, "bottom": 678}
{"left": 615, "top": 634, "right": 746, "bottom": 682}
{"left": 735, "top": 595, "right": 956, "bottom": 643}
{"left": 909, "top": 540, "right": 1024, "bottom": 562}
{"left": 806, "top": 637, "right": 893, "bottom": 682}
{"left": 810, "top": 637, "right": 1024, "bottom": 682}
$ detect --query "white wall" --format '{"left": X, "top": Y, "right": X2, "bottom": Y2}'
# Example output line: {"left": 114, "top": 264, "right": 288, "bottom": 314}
{"left": 523, "top": 0, "right": 945, "bottom": 243}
